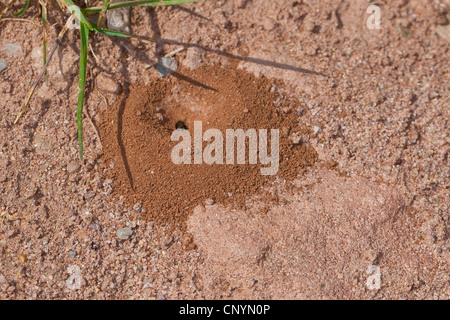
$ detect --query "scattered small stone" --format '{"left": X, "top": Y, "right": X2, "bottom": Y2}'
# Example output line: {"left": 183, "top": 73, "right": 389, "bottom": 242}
{"left": 84, "top": 192, "right": 96, "bottom": 200}
{"left": 66, "top": 265, "right": 83, "bottom": 290}
{"left": 68, "top": 250, "right": 77, "bottom": 258}
{"left": 162, "top": 235, "right": 174, "bottom": 249}
{"left": 18, "top": 254, "right": 27, "bottom": 264}
{"left": 282, "top": 106, "right": 292, "bottom": 114}
{"left": 1, "top": 43, "right": 23, "bottom": 57}
{"left": 0, "top": 82, "right": 12, "bottom": 93}
{"left": 33, "top": 134, "right": 52, "bottom": 152}
{"left": 223, "top": 5, "right": 234, "bottom": 16}
{"left": 313, "top": 126, "right": 322, "bottom": 135}
{"left": 289, "top": 132, "right": 310, "bottom": 145}
{"left": 436, "top": 25, "right": 450, "bottom": 43}
{"left": 89, "top": 222, "right": 100, "bottom": 231}
{"left": 205, "top": 198, "right": 215, "bottom": 205}
{"left": 0, "top": 58, "right": 7, "bottom": 72}
{"left": 96, "top": 72, "right": 122, "bottom": 94}
{"left": 296, "top": 107, "right": 305, "bottom": 116}
{"left": 67, "top": 160, "right": 81, "bottom": 174}
{"left": 117, "top": 227, "right": 133, "bottom": 240}
{"left": 274, "top": 97, "right": 282, "bottom": 107}
{"left": 155, "top": 112, "right": 164, "bottom": 122}
{"left": 289, "top": 132, "right": 302, "bottom": 145}
{"left": 23, "top": 185, "right": 37, "bottom": 199}
{"left": 281, "top": 126, "right": 290, "bottom": 137}
{"left": 263, "top": 18, "right": 276, "bottom": 31}
{"left": 306, "top": 46, "right": 318, "bottom": 56}
{"left": 0, "top": 274, "right": 7, "bottom": 285}
{"left": 156, "top": 57, "right": 178, "bottom": 78}
{"left": 182, "top": 47, "right": 206, "bottom": 70}
{"left": 366, "top": 265, "right": 381, "bottom": 290}
{"left": 133, "top": 202, "right": 143, "bottom": 213}
{"left": 107, "top": 6, "right": 131, "bottom": 34}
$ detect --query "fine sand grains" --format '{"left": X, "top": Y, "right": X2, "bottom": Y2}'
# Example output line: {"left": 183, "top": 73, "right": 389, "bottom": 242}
{"left": 99, "top": 62, "right": 317, "bottom": 228}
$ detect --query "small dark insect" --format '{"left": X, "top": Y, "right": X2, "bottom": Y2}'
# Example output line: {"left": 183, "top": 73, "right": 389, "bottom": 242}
{"left": 175, "top": 120, "right": 187, "bottom": 130}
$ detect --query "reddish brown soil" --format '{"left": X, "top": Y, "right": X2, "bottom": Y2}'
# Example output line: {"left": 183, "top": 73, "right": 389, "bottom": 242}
{"left": 99, "top": 62, "right": 317, "bottom": 227}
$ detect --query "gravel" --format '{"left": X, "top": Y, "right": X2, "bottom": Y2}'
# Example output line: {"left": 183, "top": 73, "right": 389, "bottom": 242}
{"left": 106, "top": 3, "right": 130, "bottom": 34}
{"left": 0, "top": 59, "right": 7, "bottom": 72}
{"left": 117, "top": 227, "right": 133, "bottom": 240}
{"left": 1, "top": 43, "right": 22, "bottom": 57}
{"left": 156, "top": 57, "right": 178, "bottom": 78}
{"left": 66, "top": 161, "right": 81, "bottom": 175}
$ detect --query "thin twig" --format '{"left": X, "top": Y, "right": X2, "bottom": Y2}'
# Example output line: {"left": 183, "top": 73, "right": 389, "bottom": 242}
{"left": 89, "top": 43, "right": 100, "bottom": 64}
{"left": 83, "top": 106, "right": 103, "bottom": 151}
{"left": 14, "top": 15, "right": 75, "bottom": 124}
{"left": 0, "top": 18, "right": 38, "bottom": 26}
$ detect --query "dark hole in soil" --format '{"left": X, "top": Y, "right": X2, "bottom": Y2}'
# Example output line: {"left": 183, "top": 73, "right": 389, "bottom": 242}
{"left": 175, "top": 120, "right": 188, "bottom": 130}
{"left": 99, "top": 61, "right": 317, "bottom": 229}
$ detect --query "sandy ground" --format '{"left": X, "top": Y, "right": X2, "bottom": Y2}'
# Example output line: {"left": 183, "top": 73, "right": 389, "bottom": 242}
{"left": 0, "top": 0, "right": 449, "bottom": 299}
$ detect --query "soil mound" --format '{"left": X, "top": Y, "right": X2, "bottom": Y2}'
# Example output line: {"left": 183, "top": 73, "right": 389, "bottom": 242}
{"left": 99, "top": 62, "right": 317, "bottom": 227}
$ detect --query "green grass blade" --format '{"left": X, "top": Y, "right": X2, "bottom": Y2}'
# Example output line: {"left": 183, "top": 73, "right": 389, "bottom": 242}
{"left": 61, "top": 0, "right": 94, "bottom": 30}
{"left": 97, "top": 0, "right": 109, "bottom": 26}
{"left": 84, "top": 0, "right": 199, "bottom": 14}
{"left": 77, "top": 22, "right": 89, "bottom": 159}
{"left": 93, "top": 25, "right": 132, "bottom": 37}
{"left": 13, "top": 0, "right": 31, "bottom": 17}
{"left": 40, "top": 0, "right": 48, "bottom": 84}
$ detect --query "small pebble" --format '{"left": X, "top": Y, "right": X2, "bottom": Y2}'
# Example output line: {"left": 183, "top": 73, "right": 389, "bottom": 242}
{"left": 0, "top": 82, "right": 12, "bottom": 93}
{"left": 96, "top": 72, "right": 122, "bottom": 94}
{"left": 69, "top": 250, "right": 77, "bottom": 258}
{"left": 67, "top": 161, "right": 81, "bottom": 174}
{"left": 313, "top": 126, "right": 322, "bottom": 134}
{"left": 289, "top": 132, "right": 303, "bottom": 145}
{"left": 18, "top": 254, "right": 27, "bottom": 264}
{"left": 0, "top": 58, "right": 7, "bottom": 72}
{"left": 182, "top": 47, "right": 205, "bottom": 70}
{"left": 33, "top": 135, "right": 51, "bottom": 151}
{"left": 1, "top": 43, "right": 23, "bottom": 57}
{"left": 66, "top": 265, "right": 83, "bottom": 290}
{"left": 205, "top": 198, "right": 215, "bottom": 205}
{"left": 89, "top": 222, "right": 100, "bottom": 231}
{"left": 117, "top": 227, "right": 133, "bottom": 240}
{"left": 296, "top": 107, "right": 305, "bottom": 116}
{"left": 162, "top": 235, "right": 174, "bottom": 249}
{"left": 281, "top": 126, "right": 290, "bottom": 137}
{"left": 107, "top": 7, "right": 131, "bottom": 34}
{"left": 85, "top": 192, "right": 96, "bottom": 200}
{"left": 282, "top": 106, "right": 292, "bottom": 114}
{"left": 0, "top": 274, "right": 7, "bottom": 285}
{"left": 133, "top": 202, "right": 143, "bottom": 213}
{"left": 155, "top": 113, "right": 164, "bottom": 122}
{"left": 156, "top": 57, "right": 178, "bottom": 78}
